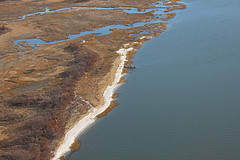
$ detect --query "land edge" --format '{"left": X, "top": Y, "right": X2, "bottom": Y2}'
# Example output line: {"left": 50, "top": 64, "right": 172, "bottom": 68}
{"left": 52, "top": 38, "right": 150, "bottom": 159}
{"left": 0, "top": 0, "right": 187, "bottom": 159}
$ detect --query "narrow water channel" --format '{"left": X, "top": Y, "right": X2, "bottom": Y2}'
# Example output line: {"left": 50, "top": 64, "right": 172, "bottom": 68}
{"left": 70, "top": 0, "right": 240, "bottom": 159}
{"left": 14, "top": 1, "right": 183, "bottom": 54}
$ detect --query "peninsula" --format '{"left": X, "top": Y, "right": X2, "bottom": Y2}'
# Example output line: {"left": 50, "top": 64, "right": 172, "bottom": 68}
{"left": 0, "top": 0, "right": 186, "bottom": 159}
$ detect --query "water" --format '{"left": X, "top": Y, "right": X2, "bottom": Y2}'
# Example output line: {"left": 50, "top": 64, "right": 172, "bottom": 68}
{"left": 14, "top": 1, "right": 184, "bottom": 54}
{"left": 69, "top": 0, "right": 240, "bottom": 159}
{"left": 17, "top": 1, "right": 171, "bottom": 20}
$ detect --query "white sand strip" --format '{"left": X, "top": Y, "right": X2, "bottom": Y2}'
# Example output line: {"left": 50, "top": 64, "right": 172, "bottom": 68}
{"left": 52, "top": 45, "right": 134, "bottom": 160}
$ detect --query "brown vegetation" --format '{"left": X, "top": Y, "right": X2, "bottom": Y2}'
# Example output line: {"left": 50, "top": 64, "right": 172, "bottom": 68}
{"left": 164, "top": 0, "right": 187, "bottom": 13}
{"left": 118, "top": 77, "right": 128, "bottom": 84}
{"left": 66, "top": 0, "right": 90, "bottom": 3}
{"left": 122, "top": 68, "right": 128, "bottom": 74}
{"left": 96, "top": 101, "right": 119, "bottom": 118}
{"left": 0, "top": 0, "right": 187, "bottom": 159}
{"left": 0, "top": 43, "right": 99, "bottom": 160}
{"left": 0, "top": 24, "right": 10, "bottom": 35}
{"left": 59, "top": 156, "right": 68, "bottom": 160}
{"left": 70, "top": 140, "right": 81, "bottom": 152}
{"left": 112, "top": 93, "right": 119, "bottom": 99}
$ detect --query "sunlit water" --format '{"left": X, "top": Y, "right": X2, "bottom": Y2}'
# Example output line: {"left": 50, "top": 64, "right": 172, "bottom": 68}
{"left": 69, "top": 0, "right": 240, "bottom": 159}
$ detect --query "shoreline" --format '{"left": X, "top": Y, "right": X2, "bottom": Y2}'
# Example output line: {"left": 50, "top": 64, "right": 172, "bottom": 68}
{"left": 0, "top": 0, "right": 187, "bottom": 159}
{"left": 52, "top": 44, "right": 135, "bottom": 160}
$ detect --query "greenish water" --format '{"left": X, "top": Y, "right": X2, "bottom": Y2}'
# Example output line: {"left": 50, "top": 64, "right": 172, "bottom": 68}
{"left": 70, "top": 0, "right": 240, "bottom": 159}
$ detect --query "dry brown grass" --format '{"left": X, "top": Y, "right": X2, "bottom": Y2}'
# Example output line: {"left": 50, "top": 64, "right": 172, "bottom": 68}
{"left": 0, "top": 0, "right": 187, "bottom": 159}
{"left": 118, "top": 77, "right": 128, "bottom": 85}
{"left": 122, "top": 68, "right": 128, "bottom": 74}
{"left": 112, "top": 93, "right": 119, "bottom": 99}
{"left": 59, "top": 156, "right": 68, "bottom": 160}
{"left": 0, "top": 24, "right": 11, "bottom": 35}
{"left": 96, "top": 101, "right": 119, "bottom": 118}
{"left": 70, "top": 140, "right": 81, "bottom": 152}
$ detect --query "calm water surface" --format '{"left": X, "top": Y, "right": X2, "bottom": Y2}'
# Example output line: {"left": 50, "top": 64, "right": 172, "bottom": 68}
{"left": 70, "top": 0, "right": 240, "bottom": 159}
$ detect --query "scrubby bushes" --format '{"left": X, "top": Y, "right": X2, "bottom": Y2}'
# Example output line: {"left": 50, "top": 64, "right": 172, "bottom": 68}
{"left": 70, "top": 140, "right": 80, "bottom": 151}
{"left": 0, "top": 43, "right": 99, "bottom": 160}
{"left": 5, "top": 43, "right": 98, "bottom": 109}
{"left": 0, "top": 24, "right": 6, "bottom": 30}
{"left": 0, "top": 24, "right": 10, "bottom": 35}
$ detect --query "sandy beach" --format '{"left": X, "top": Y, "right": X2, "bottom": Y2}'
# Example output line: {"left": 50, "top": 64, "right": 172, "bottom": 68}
{"left": 0, "top": 0, "right": 187, "bottom": 158}
{"left": 52, "top": 45, "right": 134, "bottom": 159}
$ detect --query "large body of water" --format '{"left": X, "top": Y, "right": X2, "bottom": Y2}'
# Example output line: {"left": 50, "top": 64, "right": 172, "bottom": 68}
{"left": 70, "top": 0, "right": 240, "bottom": 159}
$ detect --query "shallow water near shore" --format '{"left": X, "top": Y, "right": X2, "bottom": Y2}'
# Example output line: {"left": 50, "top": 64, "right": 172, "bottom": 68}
{"left": 70, "top": 0, "right": 240, "bottom": 159}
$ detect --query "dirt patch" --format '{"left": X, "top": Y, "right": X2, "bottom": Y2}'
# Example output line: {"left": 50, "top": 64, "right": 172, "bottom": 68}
{"left": 0, "top": 24, "right": 11, "bottom": 36}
